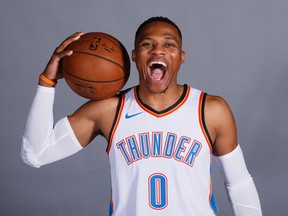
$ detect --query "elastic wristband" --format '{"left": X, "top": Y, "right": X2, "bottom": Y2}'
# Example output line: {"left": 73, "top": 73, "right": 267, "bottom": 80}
{"left": 39, "top": 74, "right": 57, "bottom": 87}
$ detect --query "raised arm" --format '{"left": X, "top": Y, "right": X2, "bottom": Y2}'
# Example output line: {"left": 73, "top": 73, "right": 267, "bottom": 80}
{"left": 21, "top": 32, "right": 107, "bottom": 168}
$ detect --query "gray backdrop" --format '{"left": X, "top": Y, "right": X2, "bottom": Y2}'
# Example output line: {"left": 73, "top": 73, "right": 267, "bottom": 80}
{"left": 1, "top": 0, "right": 287, "bottom": 215}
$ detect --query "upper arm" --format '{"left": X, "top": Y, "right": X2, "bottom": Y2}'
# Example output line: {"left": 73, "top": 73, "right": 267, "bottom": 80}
{"left": 204, "top": 95, "right": 238, "bottom": 156}
{"left": 67, "top": 97, "right": 119, "bottom": 147}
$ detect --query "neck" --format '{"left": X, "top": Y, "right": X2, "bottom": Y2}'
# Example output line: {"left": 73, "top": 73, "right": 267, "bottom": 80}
{"left": 137, "top": 84, "right": 184, "bottom": 112}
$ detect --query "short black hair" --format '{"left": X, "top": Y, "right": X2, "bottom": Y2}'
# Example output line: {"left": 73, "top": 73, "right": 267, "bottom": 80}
{"left": 134, "top": 16, "right": 182, "bottom": 46}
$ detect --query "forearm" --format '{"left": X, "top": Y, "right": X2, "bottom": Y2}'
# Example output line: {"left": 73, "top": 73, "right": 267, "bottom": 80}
{"left": 21, "top": 86, "right": 82, "bottom": 167}
{"left": 24, "top": 85, "right": 55, "bottom": 153}
{"left": 214, "top": 145, "right": 262, "bottom": 216}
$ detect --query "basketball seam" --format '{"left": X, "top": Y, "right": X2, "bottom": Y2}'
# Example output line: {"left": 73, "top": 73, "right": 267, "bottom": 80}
{"left": 71, "top": 50, "right": 129, "bottom": 75}
{"left": 62, "top": 66, "right": 126, "bottom": 83}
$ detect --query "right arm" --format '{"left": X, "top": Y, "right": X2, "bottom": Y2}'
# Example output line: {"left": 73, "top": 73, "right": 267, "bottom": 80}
{"left": 21, "top": 32, "right": 113, "bottom": 168}
{"left": 22, "top": 85, "right": 118, "bottom": 168}
{"left": 21, "top": 86, "right": 83, "bottom": 167}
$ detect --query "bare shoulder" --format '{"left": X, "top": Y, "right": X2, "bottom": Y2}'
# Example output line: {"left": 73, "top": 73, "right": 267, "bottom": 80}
{"left": 204, "top": 94, "right": 238, "bottom": 156}
{"left": 205, "top": 95, "right": 232, "bottom": 118}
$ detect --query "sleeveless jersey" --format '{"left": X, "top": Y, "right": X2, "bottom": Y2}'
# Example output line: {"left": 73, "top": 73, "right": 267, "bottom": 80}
{"left": 107, "top": 85, "right": 218, "bottom": 216}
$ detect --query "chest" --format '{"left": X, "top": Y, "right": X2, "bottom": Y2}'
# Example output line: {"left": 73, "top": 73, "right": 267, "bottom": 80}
{"left": 109, "top": 88, "right": 211, "bottom": 166}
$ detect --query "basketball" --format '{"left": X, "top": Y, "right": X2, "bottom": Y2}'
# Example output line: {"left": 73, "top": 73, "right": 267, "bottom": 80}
{"left": 62, "top": 32, "right": 130, "bottom": 100}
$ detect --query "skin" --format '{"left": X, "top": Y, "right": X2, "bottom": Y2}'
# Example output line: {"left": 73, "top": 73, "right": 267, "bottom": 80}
{"left": 132, "top": 22, "right": 185, "bottom": 111}
{"left": 39, "top": 22, "right": 237, "bottom": 156}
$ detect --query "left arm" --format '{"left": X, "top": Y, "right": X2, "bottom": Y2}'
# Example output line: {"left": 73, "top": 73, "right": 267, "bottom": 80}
{"left": 205, "top": 95, "right": 262, "bottom": 216}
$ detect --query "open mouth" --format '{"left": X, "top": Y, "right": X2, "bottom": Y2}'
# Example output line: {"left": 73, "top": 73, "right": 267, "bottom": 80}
{"left": 148, "top": 61, "right": 168, "bottom": 81}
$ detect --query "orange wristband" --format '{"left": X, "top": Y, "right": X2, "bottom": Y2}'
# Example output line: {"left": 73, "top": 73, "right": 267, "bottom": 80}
{"left": 39, "top": 74, "right": 57, "bottom": 87}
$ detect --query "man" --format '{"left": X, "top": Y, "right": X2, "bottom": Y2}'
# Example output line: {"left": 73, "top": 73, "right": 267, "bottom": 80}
{"left": 22, "top": 17, "right": 262, "bottom": 215}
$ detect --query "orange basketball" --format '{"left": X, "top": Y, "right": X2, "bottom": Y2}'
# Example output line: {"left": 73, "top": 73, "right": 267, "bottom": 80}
{"left": 62, "top": 32, "right": 130, "bottom": 100}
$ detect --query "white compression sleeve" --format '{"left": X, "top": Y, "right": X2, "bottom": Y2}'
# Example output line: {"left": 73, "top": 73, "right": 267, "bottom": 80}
{"left": 21, "top": 86, "right": 83, "bottom": 168}
{"left": 214, "top": 145, "right": 262, "bottom": 216}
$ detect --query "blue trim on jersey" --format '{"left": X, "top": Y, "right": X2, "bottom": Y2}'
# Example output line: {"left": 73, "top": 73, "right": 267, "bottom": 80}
{"left": 210, "top": 191, "right": 218, "bottom": 215}
{"left": 210, "top": 165, "right": 218, "bottom": 215}
{"left": 109, "top": 187, "right": 113, "bottom": 216}
{"left": 109, "top": 201, "right": 113, "bottom": 216}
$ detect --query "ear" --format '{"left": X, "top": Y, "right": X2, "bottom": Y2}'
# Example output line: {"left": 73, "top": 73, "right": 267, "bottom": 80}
{"left": 181, "top": 51, "right": 185, "bottom": 64}
{"left": 131, "top": 50, "right": 136, "bottom": 62}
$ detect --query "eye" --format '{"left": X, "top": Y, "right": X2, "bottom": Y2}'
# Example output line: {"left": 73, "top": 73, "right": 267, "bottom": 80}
{"left": 141, "top": 42, "right": 153, "bottom": 47}
{"left": 164, "top": 43, "right": 176, "bottom": 48}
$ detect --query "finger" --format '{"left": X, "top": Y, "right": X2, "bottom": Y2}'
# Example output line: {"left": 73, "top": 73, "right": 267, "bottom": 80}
{"left": 50, "top": 49, "right": 73, "bottom": 64}
{"left": 55, "top": 32, "right": 84, "bottom": 54}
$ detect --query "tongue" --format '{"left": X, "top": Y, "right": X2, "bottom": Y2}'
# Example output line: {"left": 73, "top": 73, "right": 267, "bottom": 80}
{"left": 151, "top": 68, "right": 163, "bottom": 81}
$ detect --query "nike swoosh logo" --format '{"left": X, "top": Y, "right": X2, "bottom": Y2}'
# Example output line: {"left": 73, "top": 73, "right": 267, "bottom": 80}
{"left": 125, "top": 112, "right": 143, "bottom": 119}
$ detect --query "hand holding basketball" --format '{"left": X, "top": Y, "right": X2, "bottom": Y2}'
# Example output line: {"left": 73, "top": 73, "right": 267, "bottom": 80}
{"left": 62, "top": 32, "right": 130, "bottom": 100}
{"left": 40, "top": 32, "right": 84, "bottom": 86}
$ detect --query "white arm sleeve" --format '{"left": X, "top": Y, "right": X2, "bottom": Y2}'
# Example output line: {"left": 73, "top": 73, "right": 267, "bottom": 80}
{"left": 214, "top": 145, "right": 262, "bottom": 216}
{"left": 21, "top": 86, "right": 83, "bottom": 168}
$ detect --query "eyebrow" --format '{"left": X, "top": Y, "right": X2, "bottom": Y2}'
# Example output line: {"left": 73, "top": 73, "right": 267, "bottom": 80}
{"left": 164, "top": 36, "right": 177, "bottom": 41}
{"left": 140, "top": 36, "right": 178, "bottom": 41}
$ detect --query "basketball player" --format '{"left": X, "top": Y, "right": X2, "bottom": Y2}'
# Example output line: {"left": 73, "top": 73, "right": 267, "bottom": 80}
{"left": 22, "top": 17, "right": 262, "bottom": 215}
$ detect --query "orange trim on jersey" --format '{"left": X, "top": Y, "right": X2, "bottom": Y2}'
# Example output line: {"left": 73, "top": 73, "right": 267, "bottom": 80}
{"left": 198, "top": 92, "right": 213, "bottom": 153}
{"left": 134, "top": 86, "right": 191, "bottom": 118}
{"left": 107, "top": 94, "right": 125, "bottom": 154}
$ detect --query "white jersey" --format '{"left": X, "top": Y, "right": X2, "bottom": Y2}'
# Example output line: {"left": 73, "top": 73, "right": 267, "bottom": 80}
{"left": 107, "top": 85, "right": 218, "bottom": 216}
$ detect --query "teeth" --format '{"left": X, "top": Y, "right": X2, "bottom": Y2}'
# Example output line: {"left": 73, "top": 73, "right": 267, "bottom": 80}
{"left": 149, "top": 61, "right": 167, "bottom": 67}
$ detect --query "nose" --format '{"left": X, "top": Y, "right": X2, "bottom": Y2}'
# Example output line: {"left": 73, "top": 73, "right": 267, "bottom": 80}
{"left": 151, "top": 44, "right": 165, "bottom": 55}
